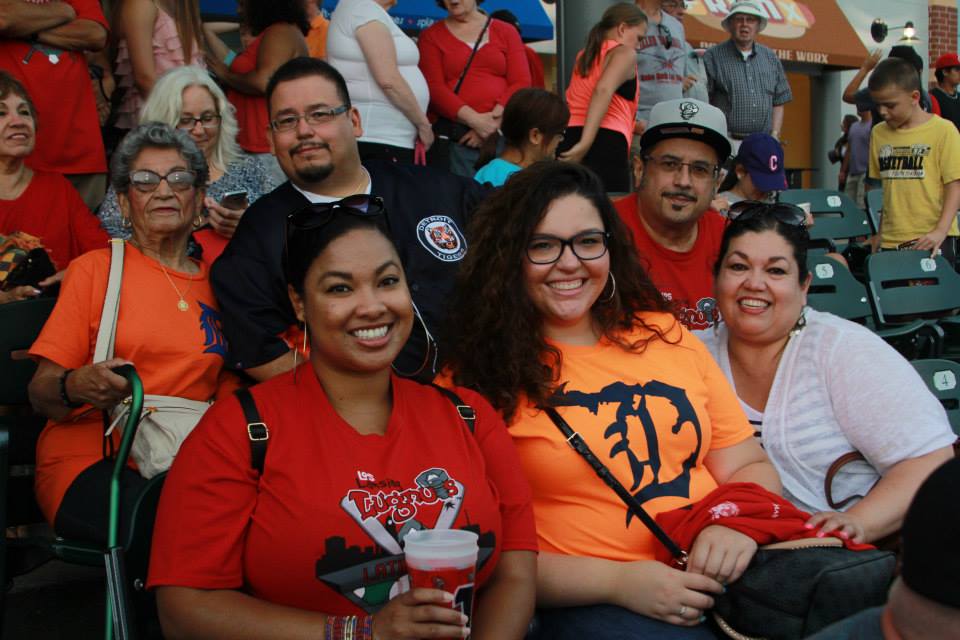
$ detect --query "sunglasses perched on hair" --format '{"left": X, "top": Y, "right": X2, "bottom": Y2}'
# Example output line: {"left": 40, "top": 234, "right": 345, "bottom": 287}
{"left": 657, "top": 22, "right": 673, "bottom": 50}
{"left": 128, "top": 169, "right": 197, "bottom": 193}
{"left": 727, "top": 201, "right": 807, "bottom": 227}
{"left": 286, "top": 195, "right": 386, "bottom": 238}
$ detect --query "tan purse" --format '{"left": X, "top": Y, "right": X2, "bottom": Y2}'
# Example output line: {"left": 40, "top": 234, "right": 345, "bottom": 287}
{"left": 96, "top": 240, "right": 212, "bottom": 479}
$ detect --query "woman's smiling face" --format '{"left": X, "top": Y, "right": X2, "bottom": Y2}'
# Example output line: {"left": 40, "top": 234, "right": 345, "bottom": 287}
{"left": 715, "top": 229, "right": 811, "bottom": 344}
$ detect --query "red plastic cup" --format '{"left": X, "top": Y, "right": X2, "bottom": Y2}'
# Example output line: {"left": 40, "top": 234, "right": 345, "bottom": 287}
{"left": 404, "top": 529, "right": 479, "bottom": 634}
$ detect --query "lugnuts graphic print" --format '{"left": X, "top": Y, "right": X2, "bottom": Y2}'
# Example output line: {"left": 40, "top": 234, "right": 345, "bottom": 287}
{"left": 315, "top": 467, "right": 494, "bottom": 614}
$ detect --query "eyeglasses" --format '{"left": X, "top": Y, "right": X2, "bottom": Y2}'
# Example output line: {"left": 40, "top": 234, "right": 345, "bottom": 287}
{"left": 657, "top": 22, "right": 673, "bottom": 50}
{"left": 643, "top": 155, "right": 719, "bottom": 181}
{"left": 270, "top": 105, "right": 350, "bottom": 132}
{"left": 526, "top": 230, "right": 610, "bottom": 265}
{"left": 727, "top": 201, "right": 807, "bottom": 227}
{"left": 128, "top": 169, "right": 197, "bottom": 193}
{"left": 177, "top": 113, "right": 221, "bottom": 130}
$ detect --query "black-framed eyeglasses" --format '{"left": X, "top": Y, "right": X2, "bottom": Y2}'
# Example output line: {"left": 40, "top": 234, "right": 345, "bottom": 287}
{"left": 270, "top": 105, "right": 350, "bottom": 132}
{"left": 643, "top": 155, "right": 719, "bottom": 181}
{"left": 526, "top": 230, "right": 610, "bottom": 265}
{"left": 728, "top": 201, "right": 807, "bottom": 228}
{"left": 128, "top": 169, "right": 197, "bottom": 193}
{"left": 657, "top": 22, "right": 673, "bottom": 50}
{"left": 177, "top": 113, "right": 221, "bottom": 130}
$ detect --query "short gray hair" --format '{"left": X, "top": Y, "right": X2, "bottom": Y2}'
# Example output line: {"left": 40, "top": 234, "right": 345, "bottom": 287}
{"left": 110, "top": 122, "right": 209, "bottom": 193}
{"left": 140, "top": 66, "right": 242, "bottom": 169}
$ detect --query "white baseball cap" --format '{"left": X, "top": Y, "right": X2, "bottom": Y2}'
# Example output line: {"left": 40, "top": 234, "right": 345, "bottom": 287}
{"left": 640, "top": 99, "right": 731, "bottom": 162}
{"left": 721, "top": 1, "right": 768, "bottom": 32}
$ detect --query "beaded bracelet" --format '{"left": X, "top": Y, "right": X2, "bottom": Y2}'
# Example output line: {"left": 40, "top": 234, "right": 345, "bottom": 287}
{"left": 324, "top": 615, "right": 373, "bottom": 640}
{"left": 59, "top": 369, "right": 83, "bottom": 408}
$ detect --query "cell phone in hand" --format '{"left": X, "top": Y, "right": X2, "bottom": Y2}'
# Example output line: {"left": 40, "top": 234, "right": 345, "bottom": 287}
{"left": 220, "top": 190, "right": 248, "bottom": 210}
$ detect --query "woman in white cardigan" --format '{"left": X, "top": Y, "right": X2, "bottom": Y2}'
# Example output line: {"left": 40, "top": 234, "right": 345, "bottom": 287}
{"left": 696, "top": 201, "right": 955, "bottom": 544}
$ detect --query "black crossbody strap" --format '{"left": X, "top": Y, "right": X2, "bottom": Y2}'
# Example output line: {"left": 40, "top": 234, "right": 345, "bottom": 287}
{"left": 430, "top": 383, "right": 476, "bottom": 433}
{"left": 453, "top": 14, "right": 493, "bottom": 95}
{"left": 543, "top": 407, "right": 687, "bottom": 563}
{"left": 235, "top": 388, "right": 269, "bottom": 475}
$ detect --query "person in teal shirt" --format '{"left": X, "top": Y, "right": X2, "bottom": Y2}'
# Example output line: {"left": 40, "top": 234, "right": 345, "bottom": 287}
{"left": 474, "top": 88, "right": 568, "bottom": 187}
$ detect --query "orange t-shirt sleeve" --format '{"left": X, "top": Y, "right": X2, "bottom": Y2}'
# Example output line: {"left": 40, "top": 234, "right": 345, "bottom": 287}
{"left": 29, "top": 251, "right": 105, "bottom": 368}
{"left": 684, "top": 327, "right": 754, "bottom": 450}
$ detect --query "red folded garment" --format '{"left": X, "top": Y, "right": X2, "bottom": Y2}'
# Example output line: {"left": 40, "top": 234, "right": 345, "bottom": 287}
{"left": 653, "top": 482, "right": 874, "bottom": 564}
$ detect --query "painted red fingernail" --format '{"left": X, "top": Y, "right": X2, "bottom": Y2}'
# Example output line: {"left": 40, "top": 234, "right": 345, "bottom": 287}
{"left": 803, "top": 523, "right": 813, "bottom": 529}
{"left": 816, "top": 531, "right": 825, "bottom": 538}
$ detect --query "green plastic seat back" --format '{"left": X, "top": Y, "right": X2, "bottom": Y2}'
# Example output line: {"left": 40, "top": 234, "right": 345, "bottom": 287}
{"left": 865, "top": 188, "right": 883, "bottom": 234}
{"left": 911, "top": 359, "right": 960, "bottom": 435}
{"left": 866, "top": 250, "right": 960, "bottom": 322}
{"left": 806, "top": 255, "right": 871, "bottom": 322}
{"left": 778, "top": 189, "right": 871, "bottom": 243}
{"left": 0, "top": 296, "right": 56, "bottom": 405}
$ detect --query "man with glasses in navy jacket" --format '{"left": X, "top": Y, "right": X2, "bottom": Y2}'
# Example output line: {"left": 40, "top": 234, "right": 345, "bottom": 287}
{"left": 211, "top": 57, "right": 487, "bottom": 382}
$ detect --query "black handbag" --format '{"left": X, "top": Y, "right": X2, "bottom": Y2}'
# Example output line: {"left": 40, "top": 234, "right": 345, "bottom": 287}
{"left": 428, "top": 14, "right": 493, "bottom": 168}
{"left": 543, "top": 408, "right": 897, "bottom": 640}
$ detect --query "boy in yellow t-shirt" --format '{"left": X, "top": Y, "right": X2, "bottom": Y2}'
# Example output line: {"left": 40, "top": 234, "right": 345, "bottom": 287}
{"left": 868, "top": 58, "right": 960, "bottom": 263}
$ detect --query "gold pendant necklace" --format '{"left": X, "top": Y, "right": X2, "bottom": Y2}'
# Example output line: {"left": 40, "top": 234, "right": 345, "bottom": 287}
{"left": 157, "top": 261, "right": 194, "bottom": 312}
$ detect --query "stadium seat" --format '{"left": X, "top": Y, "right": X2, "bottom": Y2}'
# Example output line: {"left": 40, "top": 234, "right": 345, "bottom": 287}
{"left": 910, "top": 359, "right": 960, "bottom": 435}
{"left": 865, "top": 188, "right": 882, "bottom": 236}
{"left": 807, "top": 254, "right": 934, "bottom": 359}
{"left": 866, "top": 250, "right": 960, "bottom": 358}
{"left": 0, "top": 296, "right": 57, "bottom": 630}
{"left": 778, "top": 189, "right": 872, "bottom": 245}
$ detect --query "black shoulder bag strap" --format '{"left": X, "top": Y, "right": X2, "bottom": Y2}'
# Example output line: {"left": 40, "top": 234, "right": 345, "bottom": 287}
{"left": 430, "top": 383, "right": 476, "bottom": 433}
{"left": 543, "top": 407, "right": 688, "bottom": 565}
{"left": 235, "top": 388, "right": 269, "bottom": 475}
{"left": 453, "top": 14, "right": 493, "bottom": 95}
{"left": 233, "top": 385, "right": 475, "bottom": 476}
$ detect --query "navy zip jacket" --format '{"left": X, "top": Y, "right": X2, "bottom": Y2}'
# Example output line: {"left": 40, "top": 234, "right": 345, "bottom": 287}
{"left": 211, "top": 160, "right": 489, "bottom": 379}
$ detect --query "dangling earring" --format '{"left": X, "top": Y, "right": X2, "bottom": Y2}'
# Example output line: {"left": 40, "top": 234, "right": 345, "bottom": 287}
{"left": 601, "top": 272, "right": 617, "bottom": 303}
{"left": 193, "top": 213, "right": 205, "bottom": 228}
{"left": 789, "top": 309, "right": 807, "bottom": 337}
{"left": 392, "top": 301, "right": 435, "bottom": 378}
{"left": 121, "top": 216, "right": 132, "bottom": 229}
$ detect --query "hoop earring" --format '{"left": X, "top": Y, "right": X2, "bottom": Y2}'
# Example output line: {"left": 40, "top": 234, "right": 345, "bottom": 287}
{"left": 121, "top": 216, "right": 132, "bottom": 230}
{"left": 391, "top": 301, "right": 435, "bottom": 378}
{"left": 293, "top": 323, "right": 307, "bottom": 383}
{"left": 193, "top": 213, "right": 204, "bottom": 228}
{"left": 789, "top": 309, "right": 807, "bottom": 337}
{"left": 601, "top": 272, "right": 617, "bottom": 303}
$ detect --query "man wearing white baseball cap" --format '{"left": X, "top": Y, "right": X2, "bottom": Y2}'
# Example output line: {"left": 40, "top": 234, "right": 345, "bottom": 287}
{"left": 702, "top": 1, "right": 791, "bottom": 148}
{"left": 614, "top": 98, "right": 730, "bottom": 330}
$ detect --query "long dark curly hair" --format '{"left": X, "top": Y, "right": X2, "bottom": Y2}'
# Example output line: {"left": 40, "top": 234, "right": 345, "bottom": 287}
{"left": 443, "top": 161, "right": 675, "bottom": 422}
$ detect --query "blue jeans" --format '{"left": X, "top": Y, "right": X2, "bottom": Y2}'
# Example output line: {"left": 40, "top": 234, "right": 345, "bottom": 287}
{"left": 532, "top": 605, "right": 719, "bottom": 640}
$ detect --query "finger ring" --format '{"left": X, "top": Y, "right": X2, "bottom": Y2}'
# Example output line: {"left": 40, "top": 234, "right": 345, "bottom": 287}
{"left": 678, "top": 605, "right": 688, "bottom": 617}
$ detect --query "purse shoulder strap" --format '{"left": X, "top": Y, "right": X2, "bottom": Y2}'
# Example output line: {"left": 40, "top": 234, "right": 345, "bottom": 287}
{"left": 824, "top": 450, "right": 872, "bottom": 510}
{"left": 452, "top": 14, "right": 493, "bottom": 95}
{"left": 543, "top": 407, "right": 687, "bottom": 563}
{"left": 94, "top": 239, "right": 125, "bottom": 363}
{"left": 235, "top": 387, "right": 269, "bottom": 476}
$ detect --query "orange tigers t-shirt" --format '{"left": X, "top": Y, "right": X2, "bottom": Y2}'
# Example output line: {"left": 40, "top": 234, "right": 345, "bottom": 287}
{"left": 509, "top": 312, "right": 753, "bottom": 561}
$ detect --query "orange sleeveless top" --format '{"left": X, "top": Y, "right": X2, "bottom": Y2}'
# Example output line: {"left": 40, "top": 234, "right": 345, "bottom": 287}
{"left": 565, "top": 40, "right": 638, "bottom": 146}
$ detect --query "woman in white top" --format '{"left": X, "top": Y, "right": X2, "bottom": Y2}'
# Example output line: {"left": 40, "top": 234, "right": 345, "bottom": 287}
{"left": 697, "top": 201, "right": 955, "bottom": 544}
{"left": 327, "top": 0, "right": 433, "bottom": 164}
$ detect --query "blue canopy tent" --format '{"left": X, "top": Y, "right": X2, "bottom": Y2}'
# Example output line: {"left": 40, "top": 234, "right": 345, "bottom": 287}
{"left": 199, "top": 0, "right": 553, "bottom": 42}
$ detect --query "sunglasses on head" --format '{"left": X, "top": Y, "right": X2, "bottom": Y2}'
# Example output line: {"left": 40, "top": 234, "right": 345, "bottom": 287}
{"left": 285, "top": 194, "right": 387, "bottom": 255}
{"left": 727, "top": 201, "right": 807, "bottom": 228}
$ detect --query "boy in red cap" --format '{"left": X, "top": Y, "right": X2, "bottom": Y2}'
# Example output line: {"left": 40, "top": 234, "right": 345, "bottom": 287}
{"left": 933, "top": 53, "right": 960, "bottom": 130}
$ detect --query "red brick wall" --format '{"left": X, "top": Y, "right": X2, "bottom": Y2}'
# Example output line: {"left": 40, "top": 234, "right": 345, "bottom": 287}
{"left": 929, "top": 3, "right": 958, "bottom": 69}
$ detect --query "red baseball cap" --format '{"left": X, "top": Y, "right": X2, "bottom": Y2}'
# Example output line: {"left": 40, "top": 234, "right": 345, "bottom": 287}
{"left": 935, "top": 53, "right": 960, "bottom": 70}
